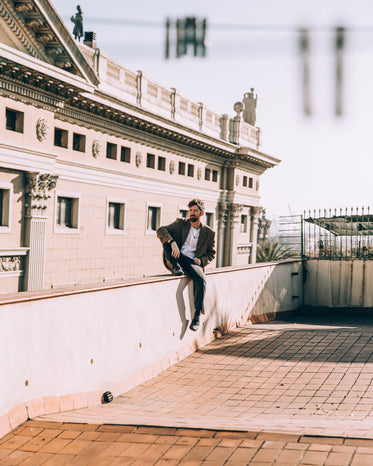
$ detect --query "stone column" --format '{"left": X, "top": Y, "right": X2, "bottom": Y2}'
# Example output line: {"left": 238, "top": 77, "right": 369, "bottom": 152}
{"left": 217, "top": 200, "right": 228, "bottom": 267}
{"left": 228, "top": 203, "right": 243, "bottom": 266}
{"left": 23, "top": 172, "right": 58, "bottom": 291}
{"left": 249, "top": 206, "right": 261, "bottom": 264}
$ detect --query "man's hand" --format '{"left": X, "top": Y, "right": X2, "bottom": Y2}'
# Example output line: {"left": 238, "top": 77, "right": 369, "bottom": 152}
{"left": 194, "top": 258, "right": 201, "bottom": 266}
{"left": 171, "top": 241, "right": 180, "bottom": 258}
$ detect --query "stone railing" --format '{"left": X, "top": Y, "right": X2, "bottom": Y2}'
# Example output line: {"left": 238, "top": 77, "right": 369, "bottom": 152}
{"left": 78, "top": 43, "right": 261, "bottom": 149}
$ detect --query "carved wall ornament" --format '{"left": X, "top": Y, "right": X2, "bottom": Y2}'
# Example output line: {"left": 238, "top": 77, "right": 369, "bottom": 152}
{"left": 135, "top": 151, "right": 143, "bottom": 168}
{"left": 25, "top": 172, "right": 58, "bottom": 216}
{"left": 197, "top": 167, "right": 202, "bottom": 180}
{"left": 169, "top": 159, "right": 176, "bottom": 174}
{"left": 36, "top": 117, "right": 48, "bottom": 142}
{"left": 0, "top": 256, "right": 21, "bottom": 272}
{"left": 236, "top": 174, "right": 240, "bottom": 186}
{"left": 92, "top": 139, "right": 101, "bottom": 158}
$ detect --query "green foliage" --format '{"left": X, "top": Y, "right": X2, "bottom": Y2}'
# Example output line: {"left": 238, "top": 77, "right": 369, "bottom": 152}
{"left": 256, "top": 240, "right": 298, "bottom": 263}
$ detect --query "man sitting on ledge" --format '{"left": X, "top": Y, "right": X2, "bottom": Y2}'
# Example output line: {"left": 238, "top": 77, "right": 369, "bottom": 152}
{"left": 157, "top": 199, "right": 216, "bottom": 331}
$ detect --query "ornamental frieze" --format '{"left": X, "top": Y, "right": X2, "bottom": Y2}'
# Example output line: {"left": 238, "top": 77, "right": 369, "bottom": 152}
{"left": 0, "top": 256, "right": 21, "bottom": 272}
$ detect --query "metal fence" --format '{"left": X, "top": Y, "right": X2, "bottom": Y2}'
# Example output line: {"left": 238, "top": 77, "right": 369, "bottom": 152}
{"left": 302, "top": 207, "right": 373, "bottom": 260}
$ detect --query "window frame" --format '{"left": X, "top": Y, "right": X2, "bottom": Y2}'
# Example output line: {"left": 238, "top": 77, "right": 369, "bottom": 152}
{"left": 205, "top": 211, "right": 214, "bottom": 228}
{"left": 5, "top": 108, "right": 24, "bottom": 133}
{"left": 54, "top": 128, "right": 68, "bottom": 148}
{"left": 120, "top": 146, "right": 131, "bottom": 163}
{"left": 147, "top": 153, "right": 155, "bottom": 169}
{"left": 54, "top": 191, "right": 81, "bottom": 234}
{"left": 187, "top": 164, "right": 195, "bottom": 177}
{"left": 72, "top": 132, "right": 86, "bottom": 152}
{"left": 240, "top": 214, "right": 248, "bottom": 233}
{"left": 0, "top": 183, "right": 12, "bottom": 233}
{"left": 146, "top": 202, "right": 162, "bottom": 235}
{"left": 178, "top": 161, "right": 186, "bottom": 175}
{"left": 158, "top": 156, "right": 166, "bottom": 171}
{"left": 106, "top": 142, "right": 118, "bottom": 160}
{"left": 106, "top": 197, "right": 126, "bottom": 235}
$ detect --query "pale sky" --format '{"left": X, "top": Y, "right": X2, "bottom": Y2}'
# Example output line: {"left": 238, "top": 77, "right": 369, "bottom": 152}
{"left": 52, "top": 0, "right": 373, "bottom": 218}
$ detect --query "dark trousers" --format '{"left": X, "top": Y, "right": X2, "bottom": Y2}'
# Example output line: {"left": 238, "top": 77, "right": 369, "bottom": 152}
{"left": 163, "top": 243, "right": 206, "bottom": 314}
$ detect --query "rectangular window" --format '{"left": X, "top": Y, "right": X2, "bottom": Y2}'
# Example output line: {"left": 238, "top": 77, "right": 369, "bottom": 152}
{"left": 249, "top": 177, "right": 253, "bottom": 188}
{"left": 121, "top": 146, "right": 131, "bottom": 163}
{"left": 147, "top": 153, "right": 155, "bottom": 168}
{"left": 54, "top": 128, "right": 68, "bottom": 148}
{"left": 179, "top": 209, "right": 188, "bottom": 219}
{"left": 243, "top": 176, "right": 248, "bottom": 187}
{"left": 72, "top": 133, "right": 86, "bottom": 152}
{"left": 158, "top": 156, "right": 166, "bottom": 171}
{"left": 205, "top": 168, "right": 211, "bottom": 181}
{"left": 178, "top": 162, "right": 185, "bottom": 175}
{"left": 205, "top": 212, "right": 214, "bottom": 227}
{"left": 147, "top": 206, "right": 161, "bottom": 232}
{"left": 107, "top": 202, "right": 125, "bottom": 231}
{"left": 212, "top": 170, "right": 218, "bottom": 182}
{"left": 106, "top": 142, "right": 117, "bottom": 159}
{"left": 187, "top": 164, "right": 194, "bottom": 177}
{"left": 0, "top": 188, "right": 10, "bottom": 229}
{"left": 6, "top": 108, "right": 24, "bottom": 133}
{"left": 56, "top": 196, "right": 79, "bottom": 229}
{"left": 240, "top": 215, "right": 248, "bottom": 233}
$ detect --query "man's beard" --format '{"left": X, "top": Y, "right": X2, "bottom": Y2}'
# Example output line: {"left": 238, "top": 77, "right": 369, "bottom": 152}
{"left": 190, "top": 215, "right": 198, "bottom": 221}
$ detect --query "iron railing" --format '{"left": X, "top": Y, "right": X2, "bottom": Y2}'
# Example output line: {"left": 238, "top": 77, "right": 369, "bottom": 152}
{"left": 303, "top": 207, "right": 373, "bottom": 260}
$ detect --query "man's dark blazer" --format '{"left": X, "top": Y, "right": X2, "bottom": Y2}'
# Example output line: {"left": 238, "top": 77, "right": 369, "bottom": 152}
{"left": 157, "top": 218, "right": 216, "bottom": 269}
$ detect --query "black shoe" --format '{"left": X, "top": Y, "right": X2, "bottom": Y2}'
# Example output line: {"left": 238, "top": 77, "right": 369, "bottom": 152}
{"left": 189, "top": 314, "right": 200, "bottom": 331}
{"left": 172, "top": 266, "right": 183, "bottom": 276}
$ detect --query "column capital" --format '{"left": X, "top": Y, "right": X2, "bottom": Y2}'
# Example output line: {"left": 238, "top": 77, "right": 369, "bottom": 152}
{"left": 25, "top": 172, "right": 58, "bottom": 217}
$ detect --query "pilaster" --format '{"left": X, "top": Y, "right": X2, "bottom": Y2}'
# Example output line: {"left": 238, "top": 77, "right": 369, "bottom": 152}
{"left": 249, "top": 206, "right": 261, "bottom": 264}
{"left": 23, "top": 172, "right": 58, "bottom": 291}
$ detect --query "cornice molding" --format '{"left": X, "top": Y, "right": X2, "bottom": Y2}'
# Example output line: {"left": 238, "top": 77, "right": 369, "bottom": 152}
{"left": 0, "top": 0, "right": 48, "bottom": 61}
{"left": 0, "top": 59, "right": 278, "bottom": 171}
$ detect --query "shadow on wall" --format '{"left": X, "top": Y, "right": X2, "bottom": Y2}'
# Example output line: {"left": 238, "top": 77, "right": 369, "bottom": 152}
{"left": 209, "top": 262, "right": 301, "bottom": 334}
{"left": 198, "top": 308, "right": 373, "bottom": 363}
{"left": 174, "top": 261, "right": 302, "bottom": 341}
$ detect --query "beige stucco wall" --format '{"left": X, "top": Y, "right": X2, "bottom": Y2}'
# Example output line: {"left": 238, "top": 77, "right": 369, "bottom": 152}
{"left": 0, "top": 259, "right": 302, "bottom": 436}
{"left": 304, "top": 260, "right": 373, "bottom": 308}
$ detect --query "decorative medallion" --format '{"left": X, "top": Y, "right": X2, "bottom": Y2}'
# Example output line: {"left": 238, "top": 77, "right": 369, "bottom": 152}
{"left": 36, "top": 117, "right": 48, "bottom": 142}
{"left": 236, "top": 174, "right": 240, "bottom": 186}
{"left": 169, "top": 160, "right": 176, "bottom": 175}
{"left": 135, "top": 151, "right": 143, "bottom": 168}
{"left": 197, "top": 167, "right": 202, "bottom": 180}
{"left": 92, "top": 139, "right": 102, "bottom": 158}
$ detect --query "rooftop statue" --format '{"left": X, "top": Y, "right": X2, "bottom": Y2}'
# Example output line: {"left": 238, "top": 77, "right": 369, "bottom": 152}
{"left": 242, "top": 88, "right": 257, "bottom": 126}
{"left": 71, "top": 5, "right": 83, "bottom": 41}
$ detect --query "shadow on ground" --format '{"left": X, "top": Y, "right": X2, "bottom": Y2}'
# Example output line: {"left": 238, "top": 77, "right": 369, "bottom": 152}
{"left": 198, "top": 307, "right": 373, "bottom": 364}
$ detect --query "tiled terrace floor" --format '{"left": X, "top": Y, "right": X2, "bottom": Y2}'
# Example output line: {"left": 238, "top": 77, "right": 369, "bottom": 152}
{"left": 2, "top": 309, "right": 373, "bottom": 464}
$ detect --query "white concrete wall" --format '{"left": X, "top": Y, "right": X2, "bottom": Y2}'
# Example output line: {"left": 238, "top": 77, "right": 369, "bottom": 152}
{"left": 304, "top": 260, "right": 373, "bottom": 307}
{"left": 0, "top": 260, "right": 302, "bottom": 436}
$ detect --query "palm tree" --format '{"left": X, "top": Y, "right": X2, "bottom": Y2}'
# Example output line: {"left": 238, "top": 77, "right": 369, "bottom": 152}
{"left": 256, "top": 240, "right": 298, "bottom": 263}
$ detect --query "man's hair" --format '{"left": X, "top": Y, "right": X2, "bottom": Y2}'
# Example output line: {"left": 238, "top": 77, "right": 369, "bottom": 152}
{"left": 188, "top": 198, "right": 205, "bottom": 212}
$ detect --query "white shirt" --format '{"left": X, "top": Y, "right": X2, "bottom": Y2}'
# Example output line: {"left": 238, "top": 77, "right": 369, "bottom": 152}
{"left": 180, "top": 226, "right": 200, "bottom": 260}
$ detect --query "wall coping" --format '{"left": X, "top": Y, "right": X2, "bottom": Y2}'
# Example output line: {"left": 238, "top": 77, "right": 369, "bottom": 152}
{"left": 0, "top": 259, "right": 303, "bottom": 306}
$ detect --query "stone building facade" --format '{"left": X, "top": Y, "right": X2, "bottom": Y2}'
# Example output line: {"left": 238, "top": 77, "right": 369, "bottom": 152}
{"left": 0, "top": 0, "right": 280, "bottom": 293}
